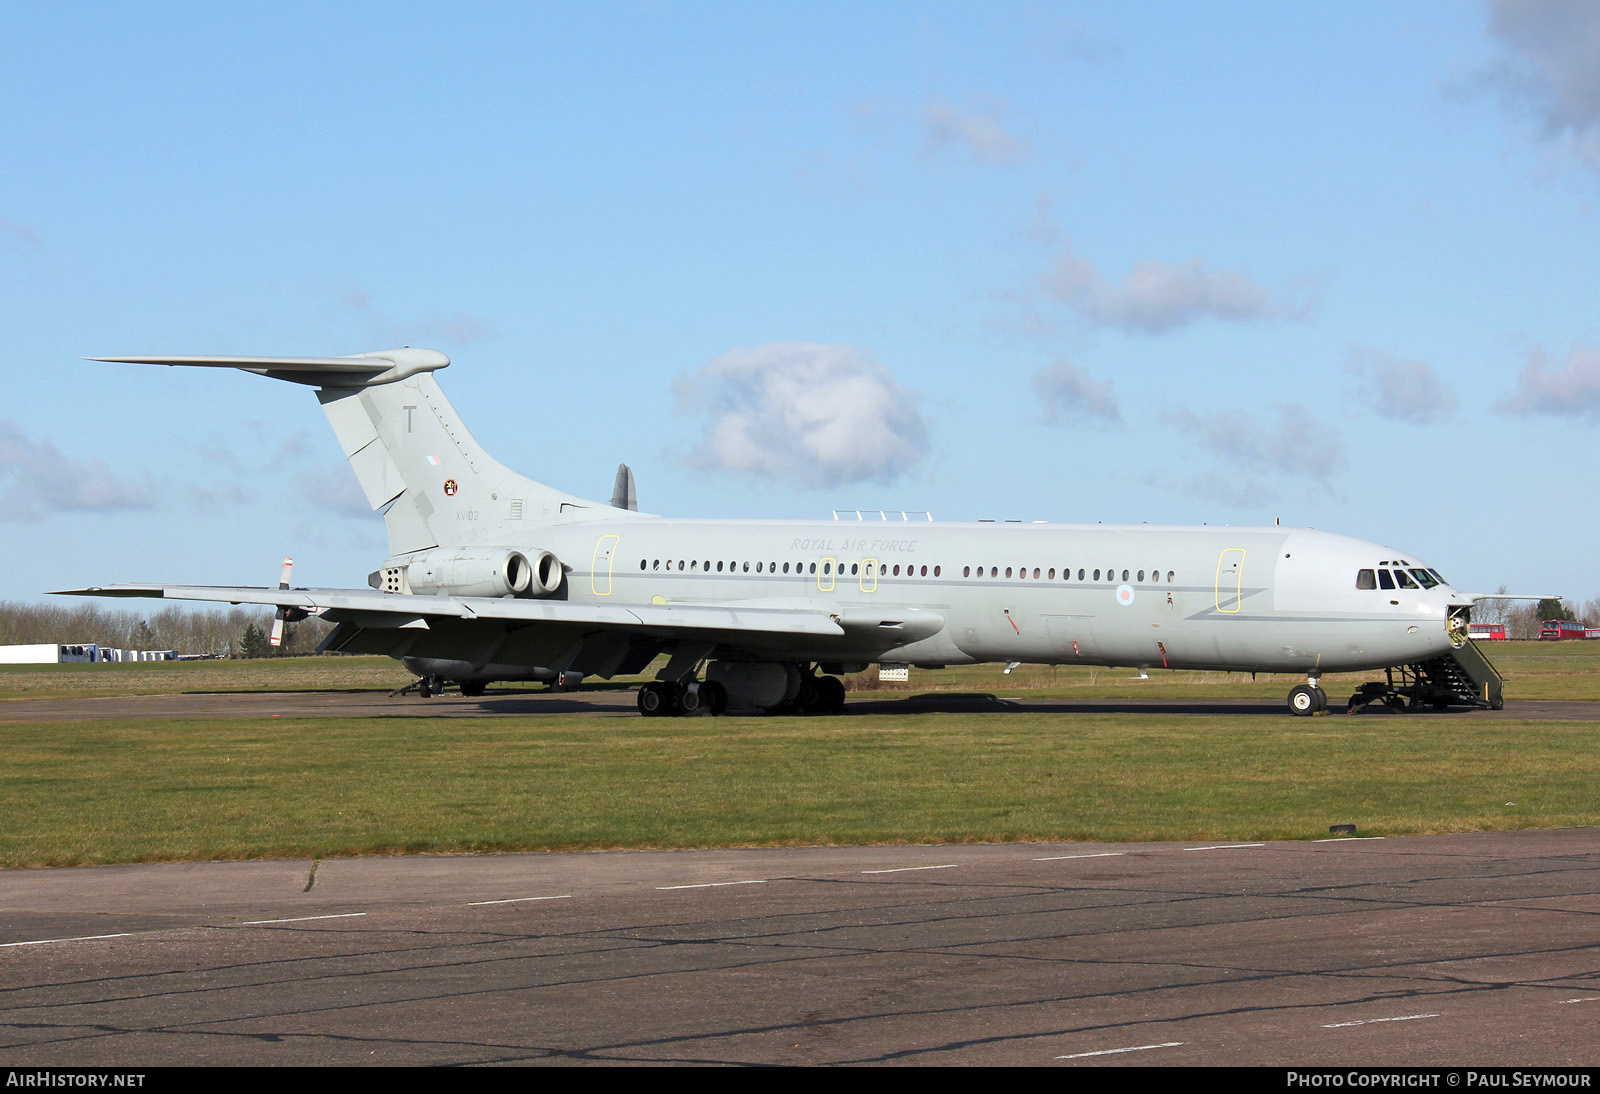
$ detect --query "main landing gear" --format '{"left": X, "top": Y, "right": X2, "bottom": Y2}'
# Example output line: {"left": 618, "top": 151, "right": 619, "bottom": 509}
{"left": 637, "top": 679, "right": 730, "bottom": 717}
{"left": 1287, "top": 674, "right": 1328, "bottom": 716}
{"left": 636, "top": 668, "right": 848, "bottom": 717}
{"left": 392, "top": 674, "right": 487, "bottom": 699}
{"left": 391, "top": 672, "right": 449, "bottom": 699}
{"left": 776, "top": 674, "right": 847, "bottom": 715}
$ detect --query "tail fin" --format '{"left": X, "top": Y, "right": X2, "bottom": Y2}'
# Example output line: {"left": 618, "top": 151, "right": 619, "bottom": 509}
{"left": 611, "top": 463, "right": 638, "bottom": 511}
{"left": 88, "top": 347, "right": 631, "bottom": 555}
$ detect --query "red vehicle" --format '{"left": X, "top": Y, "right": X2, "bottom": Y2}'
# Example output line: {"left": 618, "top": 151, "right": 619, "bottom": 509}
{"left": 1468, "top": 622, "right": 1507, "bottom": 640}
{"left": 1539, "top": 620, "right": 1588, "bottom": 640}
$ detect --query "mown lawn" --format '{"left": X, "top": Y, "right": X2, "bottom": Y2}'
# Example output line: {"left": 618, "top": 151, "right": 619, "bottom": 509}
{"left": 4, "top": 710, "right": 1594, "bottom": 866}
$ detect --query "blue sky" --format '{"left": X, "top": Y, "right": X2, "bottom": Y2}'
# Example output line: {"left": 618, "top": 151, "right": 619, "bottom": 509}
{"left": 3, "top": 1, "right": 1598, "bottom": 603}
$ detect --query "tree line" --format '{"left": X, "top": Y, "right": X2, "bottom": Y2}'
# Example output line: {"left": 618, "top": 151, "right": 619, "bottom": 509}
{"left": 1462, "top": 595, "right": 1599, "bottom": 640}
{"left": 0, "top": 600, "right": 336, "bottom": 658}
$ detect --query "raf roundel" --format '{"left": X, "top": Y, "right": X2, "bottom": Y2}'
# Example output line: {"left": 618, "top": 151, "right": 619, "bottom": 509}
{"left": 1116, "top": 584, "right": 1135, "bottom": 607}
{"left": 443, "top": 479, "right": 458, "bottom": 497}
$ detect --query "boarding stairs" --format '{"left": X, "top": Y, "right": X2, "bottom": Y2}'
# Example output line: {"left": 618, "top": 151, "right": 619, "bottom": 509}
{"left": 1347, "top": 638, "right": 1504, "bottom": 713}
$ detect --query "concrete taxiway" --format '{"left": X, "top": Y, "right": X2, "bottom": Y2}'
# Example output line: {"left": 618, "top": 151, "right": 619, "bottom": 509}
{"left": 2, "top": 830, "right": 1597, "bottom": 1066}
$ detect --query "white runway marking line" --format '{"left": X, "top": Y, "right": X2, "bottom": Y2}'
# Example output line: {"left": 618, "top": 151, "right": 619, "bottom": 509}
{"left": 1558, "top": 997, "right": 1600, "bottom": 1004}
{"left": 243, "top": 913, "right": 368, "bottom": 925}
{"left": 861, "top": 864, "right": 960, "bottom": 874}
{"left": 1057, "top": 1041, "right": 1185, "bottom": 1059}
{"left": 0, "top": 933, "right": 132, "bottom": 948}
{"left": 467, "top": 895, "right": 573, "bottom": 906}
{"left": 1034, "top": 852, "right": 1127, "bottom": 861}
{"left": 1183, "top": 843, "right": 1265, "bottom": 851}
{"left": 656, "top": 880, "right": 769, "bottom": 890}
{"left": 1322, "top": 1013, "right": 1441, "bottom": 1028}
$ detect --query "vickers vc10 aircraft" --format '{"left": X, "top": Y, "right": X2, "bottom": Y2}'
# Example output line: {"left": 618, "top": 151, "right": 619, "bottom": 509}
{"left": 65, "top": 347, "right": 1508, "bottom": 716}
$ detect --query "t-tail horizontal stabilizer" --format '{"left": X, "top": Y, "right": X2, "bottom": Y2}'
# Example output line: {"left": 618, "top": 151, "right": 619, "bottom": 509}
{"left": 83, "top": 348, "right": 450, "bottom": 388}
{"left": 86, "top": 347, "right": 640, "bottom": 558}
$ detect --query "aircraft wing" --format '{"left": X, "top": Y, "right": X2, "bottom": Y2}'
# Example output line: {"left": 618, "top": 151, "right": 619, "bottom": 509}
{"left": 58, "top": 584, "right": 850, "bottom": 638}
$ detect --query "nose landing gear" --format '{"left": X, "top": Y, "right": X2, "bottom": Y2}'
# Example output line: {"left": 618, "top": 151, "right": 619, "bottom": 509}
{"left": 1288, "top": 674, "right": 1327, "bottom": 716}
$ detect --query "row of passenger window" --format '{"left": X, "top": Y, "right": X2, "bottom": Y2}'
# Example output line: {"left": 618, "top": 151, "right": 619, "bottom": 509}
{"left": 963, "top": 565, "right": 1176, "bottom": 583}
{"left": 1355, "top": 567, "right": 1444, "bottom": 591}
{"left": 638, "top": 559, "right": 942, "bottom": 576}
{"left": 635, "top": 558, "right": 1177, "bottom": 584}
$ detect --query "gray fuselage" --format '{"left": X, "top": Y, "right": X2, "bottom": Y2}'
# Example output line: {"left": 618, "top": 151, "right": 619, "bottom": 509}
{"left": 464, "top": 516, "right": 1461, "bottom": 675}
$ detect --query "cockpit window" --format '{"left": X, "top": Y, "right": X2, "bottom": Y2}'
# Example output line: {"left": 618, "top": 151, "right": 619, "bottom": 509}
{"left": 1409, "top": 568, "right": 1439, "bottom": 589}
{"left": 1378, "top": 569, "right": 1395, "bottom": 590}
{"left": 1428, "top": 568, "right": 1446, "bottom": 586}
{"left": 1356, "top": 568, "right": 1376, "bottom": 590}
{"left": 1393, "top": 569, "right": 1419, "bottom": 590}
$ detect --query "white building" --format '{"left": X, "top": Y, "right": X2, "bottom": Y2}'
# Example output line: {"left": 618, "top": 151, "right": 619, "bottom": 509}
{"left": 0, "top": 642, "right": 100, "bottom": 664}
{"left": 0, "top": 644, "right": 177, "bottom": 664}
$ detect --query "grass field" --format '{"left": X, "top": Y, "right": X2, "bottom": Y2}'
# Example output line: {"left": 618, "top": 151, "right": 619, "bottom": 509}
{"left": 5, "top": 639, "right": 1599, "bottom": 701}
{"left": 2, "top": 642, "right": 1596, "bottom": 867}
{"left": 0, "top": 655, "right": 416, "bottom": 699}
{"left": 3, "top": 711, "right": 1595, "bottom": 867}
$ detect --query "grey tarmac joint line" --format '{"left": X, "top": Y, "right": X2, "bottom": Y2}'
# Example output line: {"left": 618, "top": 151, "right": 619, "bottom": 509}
{"left": 3, "top": 688, "right": 1600, "bottom": 722}
{"left": 1, "top": 830, "right": 1598, "bottom": 1066}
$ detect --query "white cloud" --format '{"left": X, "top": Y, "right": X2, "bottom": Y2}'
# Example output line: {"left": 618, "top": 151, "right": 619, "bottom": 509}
{"left": 0, "top": 420, "right": 156, "bottom": 521}
{"left": 1167, "top": 404, "right": 1347, "bottom": 489}
{"left": 1483, "top": 0, "right": 1600, "bottom": 150}
{"left": 191, "top": 425, "right": 313, "bottom": 475}
{"left": 1347, "top": 346, "right": 1458, "bottom": 424}
{"left": 0, "top": 213, "right": 41, "bottom": 250}
{"left": 1153, "top": 470, "right": 1281, "bottom": 508}
{"left": 1032, "top": 360, "right": 1121, "bottom": 424}
{"left": 193, "top": 431, "right": 243, "bottom": 471}
{"left": 293, "top": 466, "right": 373, "bottom": 518}
{"left": 187, "top": 482, "right": 254, "bottom": 508}
{"left": 411, "top": 311, "right": 498, "bottom": 345}
{"left": 674, "top": 343, "right": 930, "bottom": 489}
{"left": 323, "top": 284, "right": 498, "bottom": 346}
{"left": 1042, "top": 242, "right": 1316, "bottom": 334}
{"left": 922, "top": 100, "right": 1030, "bottom": 166}
{"left": 1495, "top": 345, "right": 1600, "bottom": 422}
{"left": 1023, "top": 190, "right": 1060, "bottom": 245}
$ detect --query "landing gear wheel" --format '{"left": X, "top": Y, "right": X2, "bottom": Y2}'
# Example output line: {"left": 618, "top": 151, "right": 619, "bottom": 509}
{"left": 637, "top": 682, "right": 671, "bottom": 717}
{"left": 1288, "top": 684, "right": 1322, "bottom": 717}
{"left": 796, "top": 678, "right": 821, "bottom": 713}
{"left": 816, "top": 676, "right": 847, "bottom": 713}
{"left": 678, "top": 682, "right": 703, "bottom": 715}
{"left": 460, "top": 680, "right": 486, "bottom": 698}
{"left": 700, "top": 680, "right": 728, "bottom": 716}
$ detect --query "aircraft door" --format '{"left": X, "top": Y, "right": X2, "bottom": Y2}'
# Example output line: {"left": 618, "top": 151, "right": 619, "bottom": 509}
{"left": 1215, "top": 548, "right": 1245, "bottom": 613}
{"left": 591, "top": 534, "right": 618, "bottom": 596}
{"left": 860, "top": 558, "right": 879, "bottom": 593}
{"left": 818, "top": 558, "right": 837, "bottom": 592}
